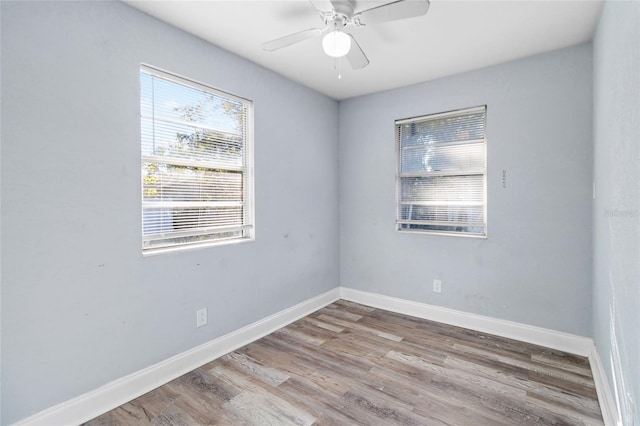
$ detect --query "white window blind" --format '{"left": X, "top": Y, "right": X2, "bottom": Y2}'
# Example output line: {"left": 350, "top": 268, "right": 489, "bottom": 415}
{"left": 140, "top": 66, "right": 254, "bottom": 253}
{"left": 396, "top": 106, "right": 487, "bottom": 237}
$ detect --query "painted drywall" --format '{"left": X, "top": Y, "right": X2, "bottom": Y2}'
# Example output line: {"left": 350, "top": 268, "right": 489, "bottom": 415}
{"left": 0, "top": 1, "right": 339, "bottom": 423}
{"left": 339, "top": 44, "right": 593, "bottom": 336}
{"left": 0, "top": 4, "right": 3, "bottom": 425}
{"left": 593, "top": 1, "right": 640, "bottom": 424}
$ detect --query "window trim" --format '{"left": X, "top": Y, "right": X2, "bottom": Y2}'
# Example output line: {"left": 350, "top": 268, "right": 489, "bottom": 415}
{"left": 140, "top": 64, "right": 255, "bottom": 255}
{"left": 395, "top": 105, "right": 487, "bottom": 238}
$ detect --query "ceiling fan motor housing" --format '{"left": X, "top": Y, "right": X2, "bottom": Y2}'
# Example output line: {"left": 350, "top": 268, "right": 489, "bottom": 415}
{"left": 324, "top": 0, "right": 355, "bottom": 30}
{"left": 326, "top": 14, "right": 348, "bottom": 31}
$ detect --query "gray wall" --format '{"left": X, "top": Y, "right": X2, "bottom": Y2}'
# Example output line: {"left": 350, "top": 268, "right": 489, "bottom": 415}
{"left": 339, "top": 45, "right": 593, "bottom": 336}
{"left": 593, "top": 2, "right": 640, "bottom": 425}
{"left": 0, "top": 1, "right": 339, "bottom": 423}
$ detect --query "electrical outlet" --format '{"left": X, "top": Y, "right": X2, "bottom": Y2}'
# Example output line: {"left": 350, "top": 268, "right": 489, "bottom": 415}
{"left": 196, "top": 308, "right": 208, "bottom": 328}
{"left": 433, "top": 279, "right": 442, "bottom": 293}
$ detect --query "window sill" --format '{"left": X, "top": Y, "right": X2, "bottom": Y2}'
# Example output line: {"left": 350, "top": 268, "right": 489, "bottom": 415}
{"left": 142, "top": 236, "right": 255, "bottom": 257}
{"left": 396, "top": 229, "right": 488, "bottom": 239}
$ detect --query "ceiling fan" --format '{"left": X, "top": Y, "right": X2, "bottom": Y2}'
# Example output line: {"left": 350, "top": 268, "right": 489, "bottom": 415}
{"left": 262, "top": 0, "right": 430, "bottom": 70}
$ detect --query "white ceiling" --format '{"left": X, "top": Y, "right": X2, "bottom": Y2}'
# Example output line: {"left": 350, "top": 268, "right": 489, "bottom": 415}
{"left": 125, "top": 0, "right": 603, "bottom": 100}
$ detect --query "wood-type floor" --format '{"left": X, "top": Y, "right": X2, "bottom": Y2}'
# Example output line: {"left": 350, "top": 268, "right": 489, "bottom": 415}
{"left": 86, "top": 300, "right": 603, "bottom": 425}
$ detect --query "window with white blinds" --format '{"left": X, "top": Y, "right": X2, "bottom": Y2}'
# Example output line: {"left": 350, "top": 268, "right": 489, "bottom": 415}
{"left": 140, "top": 66, "right": 254, "bottom": 253}
{"left": 396, "top": 106, "right": 487, "bottom": 237}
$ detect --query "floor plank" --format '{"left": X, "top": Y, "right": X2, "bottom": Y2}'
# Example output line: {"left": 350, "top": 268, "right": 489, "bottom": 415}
{"left": 85, "top": 302, "right": 603, "bottom": 425}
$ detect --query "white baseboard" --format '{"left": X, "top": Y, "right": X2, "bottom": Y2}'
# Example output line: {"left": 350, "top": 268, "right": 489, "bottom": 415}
{"left": 339, "top": 287, "right": 593, "bottom": 356}
{"left": 590, "top": 345, "right": 622, "bottom": 426}
{"left": 14, "top": 288, "right": 340, "bottom": 426}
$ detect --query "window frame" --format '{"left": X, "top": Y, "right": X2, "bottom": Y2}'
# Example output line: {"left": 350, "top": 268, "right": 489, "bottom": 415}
{"left": 395, "top": 106, "right": 487, "bottom": 238}
{"left": 140, "top": 64, "right": 255, "bottom": 255}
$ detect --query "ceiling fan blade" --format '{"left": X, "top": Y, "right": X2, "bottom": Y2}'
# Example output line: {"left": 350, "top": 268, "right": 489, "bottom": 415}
{"left": 262, "top": 28, "right": 325, "bottom": 52}
{"left": 356, "top": 0, "right": 430, "bottom": 26}
{"left": 346, "top": 34, "right": 369, "bottom": 69}
{"left": 329, "top": 0, "right": 347, "bottom": 12}
{"left": 309, "top": 0, "right": 334, "bottom": 13}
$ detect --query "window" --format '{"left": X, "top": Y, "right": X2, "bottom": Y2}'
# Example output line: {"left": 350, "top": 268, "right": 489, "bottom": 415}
{"left": 396, "top": 106, "right": 487, "bottom": 237}
{"left": 140, "top": 66, "right": 254, "bottom": 253}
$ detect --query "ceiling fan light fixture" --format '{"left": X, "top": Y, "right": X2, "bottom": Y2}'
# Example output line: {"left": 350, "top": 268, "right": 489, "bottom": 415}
{"left": 322, "top": 30, "right": 351, "bottom": 58}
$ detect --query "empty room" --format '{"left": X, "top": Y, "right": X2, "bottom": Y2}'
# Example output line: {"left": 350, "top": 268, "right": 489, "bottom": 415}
{"left": 1, "top": 0, "right": 638, "bottom": 425}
